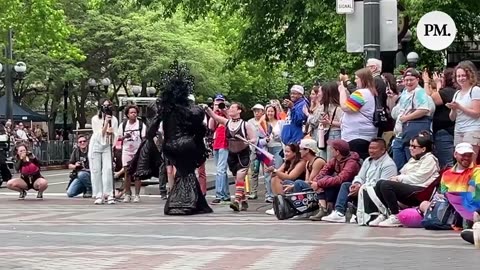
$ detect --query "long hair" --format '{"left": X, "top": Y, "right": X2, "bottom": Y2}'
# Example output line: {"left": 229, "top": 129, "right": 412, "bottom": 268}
{"left": 355, "top": 67, "right": 377, "bottom": 96}
{"left": 321, "top": 81, "right": 340, "bottom": 112}
{"left": 97, "top": 98, "right": 113, "bottom": 119}
{"left": 284, "top": 143, "right": 302, "bottom": 174}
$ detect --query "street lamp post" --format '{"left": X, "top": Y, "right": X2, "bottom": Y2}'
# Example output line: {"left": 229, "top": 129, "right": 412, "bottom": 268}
{"left": 131, "top": 85, "right": 141, "bottom": 97}
{"left": 88, "top": 78, "right": 111, "bottom": 100}
{"left": 63, "top": 82, "right": 69, "bottom": 141}
{"left": 406, "top": 52, "right": 419, "bottom": 68}
{"left": 1, "top": 29, "right": 27, "bottom": 122}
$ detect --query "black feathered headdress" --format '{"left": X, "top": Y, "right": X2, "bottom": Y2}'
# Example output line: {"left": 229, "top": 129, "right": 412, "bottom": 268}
{"left": 157, "top": 60, "right": 195, "bottom": 117}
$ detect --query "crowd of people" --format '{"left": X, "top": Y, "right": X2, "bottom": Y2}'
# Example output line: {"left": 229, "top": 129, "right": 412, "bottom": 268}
{"left": 1, "top": 58, "right": 480, "bottom": 245}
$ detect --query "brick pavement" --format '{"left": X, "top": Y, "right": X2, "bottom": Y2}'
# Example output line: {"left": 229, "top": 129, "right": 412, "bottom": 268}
{"left": 0, "top": 197, "right": 479, "bottom": 269}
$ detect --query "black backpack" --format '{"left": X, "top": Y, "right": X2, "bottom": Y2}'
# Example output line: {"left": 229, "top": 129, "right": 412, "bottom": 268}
{"left": 373, "top": 95, "right": 388, "bottom": 128}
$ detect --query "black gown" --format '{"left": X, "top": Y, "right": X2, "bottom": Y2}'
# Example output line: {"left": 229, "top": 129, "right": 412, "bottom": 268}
{"left": 129, "top": 103, "right": 212, "bottom": 215}
{"left": 162, "top": 105, "right": 212, "bottom": 215}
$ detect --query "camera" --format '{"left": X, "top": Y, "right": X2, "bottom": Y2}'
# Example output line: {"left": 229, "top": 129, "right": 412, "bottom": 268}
{"left": 101, "top": 104, "right": 113, "bottom": 116}
{"left": 217, "top": 102, "right": 226, "bottom": 110}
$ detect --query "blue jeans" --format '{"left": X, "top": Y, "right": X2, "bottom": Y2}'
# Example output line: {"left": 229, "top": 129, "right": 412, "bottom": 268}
{"left": 392, "top": 137, "right": 411, "bottom": 171}
{"left": 319, "top": 129, "right": 341, "bottom": 160}
{"left": 214, "top": 148, "right": 230, "bottom": 200}
{"left": 283, "top": 179, "right": 310, "bottom": 192}
{"left": 334, "top": 182, "right": 352, "bottom": 215}
{"left": 67, "top": 171, "right": 92, "bottom": 197}
{"left": 264, "top": 146, "right": 283, "bottom": 199}
{"left": 434, "top": 129, "right": 454, "bottom": 169}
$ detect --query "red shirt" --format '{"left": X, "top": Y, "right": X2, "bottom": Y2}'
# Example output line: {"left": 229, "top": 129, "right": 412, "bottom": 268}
{"left": 21, "top": 162, "right": 40, "bottom": 175}
{"left": 213, "top": 125, "right": 228, "bottom": 150}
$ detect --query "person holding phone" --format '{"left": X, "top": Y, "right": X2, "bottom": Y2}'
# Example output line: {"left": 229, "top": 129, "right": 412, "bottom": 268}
{"left": 6, "top": 144, "right": 48, "bottom": 199}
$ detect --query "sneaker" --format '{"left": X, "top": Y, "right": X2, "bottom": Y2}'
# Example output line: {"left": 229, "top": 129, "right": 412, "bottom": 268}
{"left": 18, "top": 190, "right": 27, "bottom": 200}
{"left": 211, "top": 198, "right": 222, "bottom": 204}
{"left": 322, "top": 210, "right": 346, "bottom": 223}
{"left": 461, "top": 229, "right": 474, "bottom": 245}
{"left": 94, "top": 198, "right": 104, "bottom": 205}
{"left": 222, "top": 197, "right": 231, "bottom": 202}
{"left": 36, "top": 191, "right": 43, "bottom": 200}
{"left": 248, "top": 194, "right": 258, "bottom": 200}
{"left": 230, "top": 201, "right": 240, "bottom": 212}
{"left": 265, "top": 197, "right": 273, "bottom": 203}
{"left": 133, "top": 195, "right": 140, "bottom": 203}
{"left": 83, "top": 192, "right": 92, "bottom": 198}
{"left": 123, "top": 195, "right": 132, "bottom": 203}
{"left": 265, "top": 208, "right": 275, "bottom": 215}
{"left": 240, "top": 201, "right": 248, "bottom": 211}
{"left": 107, "top": 196, "right": 116, "bottom": 205}
{"left": 160, "top": 193, "right": 168, "bottom": 200}
{"left": 378, "top": 215, "right": 402, "bottom": 227}
{"left": 368, "top": 214, "right": 386, "bottom": 227}
{"left": 350, "top": 214, "right": 357, "bottom": 224}
{"left": 309, "top": 207, "right": 327, "bottom": 221}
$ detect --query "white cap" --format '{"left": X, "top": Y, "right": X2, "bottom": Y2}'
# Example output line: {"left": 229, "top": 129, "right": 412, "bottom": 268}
{"left": 299, "top": 138, "right": 320, "bottom": 154}
{"left": 251, "top": 104, "right": 265, "bottom": 111}
{"left": 290, "top": 85, "right": 304, "bottom": 95}
{"left": 455, "top": 143, "right": 474, "bottom": 154}
{"left": 188, "top": 94, "right": 195, "bottom": 102}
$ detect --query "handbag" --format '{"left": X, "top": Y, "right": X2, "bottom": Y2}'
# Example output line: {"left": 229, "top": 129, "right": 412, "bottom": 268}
{"left": 421, "top": 198, "right": 457, "bottom": 230}
{"left": 319, "top": 107, "right": 337, "bottom": 149}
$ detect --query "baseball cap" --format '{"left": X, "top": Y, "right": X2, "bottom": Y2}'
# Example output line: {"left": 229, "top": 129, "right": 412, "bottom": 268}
{"left": 251, "top": 104, "right": 265, "bottom": 111}
{"left": 300, "top": 138, "right": 320, "bottom": 154}
{"left": 290, "top": 85, "right": 305, "bottom": 95}
{"left": 455, "top": 143, "right": 474, "bottom": 154}
{"left": 328, "top": 139, "right": 350, "bottom": 156}
{"left": 403, "top": 68, "right": 420, "bottom": 78}
{"left": 215, "top": 94, "right": 225, "bottom": 101}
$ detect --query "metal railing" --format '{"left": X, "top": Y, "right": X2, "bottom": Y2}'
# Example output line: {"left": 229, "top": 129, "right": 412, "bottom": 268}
{"left": 9, "top": 140, "right": 75, "bottom": 166}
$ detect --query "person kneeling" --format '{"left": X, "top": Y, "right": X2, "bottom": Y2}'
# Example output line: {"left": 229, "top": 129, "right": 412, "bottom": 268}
{"left": 7, "top": 144, "right": 48, "bottom": 199}
{"left": 66, "top": 135, "right": 92, "bottom": 198}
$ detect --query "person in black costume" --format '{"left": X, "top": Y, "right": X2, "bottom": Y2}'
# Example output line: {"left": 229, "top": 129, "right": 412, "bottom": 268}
{"left": 129, "top": 61, "right": 212, "bottom": 215}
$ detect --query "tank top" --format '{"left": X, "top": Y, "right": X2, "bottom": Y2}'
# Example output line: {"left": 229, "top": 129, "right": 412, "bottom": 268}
{"left": 226, "top": 120, "right": 249, "bottom": 153}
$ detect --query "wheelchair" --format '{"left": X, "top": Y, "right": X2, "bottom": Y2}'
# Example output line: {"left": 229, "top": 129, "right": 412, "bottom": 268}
{"left": 272, "top": 188, "right": 319, "bottom": 220}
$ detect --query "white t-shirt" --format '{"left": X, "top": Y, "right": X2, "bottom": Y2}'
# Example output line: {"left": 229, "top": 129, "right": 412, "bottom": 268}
{"left": 452, "top": 86, "right": 480, "bottom": 132}
{"left": 118, "top": 120, "right": 146, "bottom": 155}
{"left": 341, "top": 88, "right": 378, "bottom": 142}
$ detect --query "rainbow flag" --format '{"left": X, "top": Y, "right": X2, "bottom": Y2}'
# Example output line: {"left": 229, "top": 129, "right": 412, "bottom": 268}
{"left": 255, "top": 143, "right": 274, "bottom": 167}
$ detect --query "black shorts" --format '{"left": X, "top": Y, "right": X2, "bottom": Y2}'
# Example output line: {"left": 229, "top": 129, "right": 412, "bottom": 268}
{"left": 21, "top": 172, "right": 43, "bottom": 190}
{"left": 227, "top": 148, "right": 250, "bottom": 176}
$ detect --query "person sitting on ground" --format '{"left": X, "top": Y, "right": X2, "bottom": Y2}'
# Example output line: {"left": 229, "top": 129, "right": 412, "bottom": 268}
{"left": 368, "top": 132, "right": 440, "bottom": 227}
{"left": 66, "top": 135, "right": 92, "bottom": 198}
{"left": 265, "top": 143, "right": 306, "bottom": 215}
{"left": 6, "top": 143, "right": 48, "bottom": 199}
{"left": 309, "top": 139, "right": 361, "bottom": 221}
{"left": 419, "top": 143, "right": 480, "bottom": 229}
{"left": 321, "top": 138, "right": 397, "bottom": 224}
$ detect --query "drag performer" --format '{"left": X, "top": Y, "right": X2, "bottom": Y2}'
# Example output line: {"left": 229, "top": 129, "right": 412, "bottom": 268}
{"left": 129, "top": 61, "right": 212, "bottom": 215}
{"left": 204, "top": 102, "right": 257, "bottom": 211}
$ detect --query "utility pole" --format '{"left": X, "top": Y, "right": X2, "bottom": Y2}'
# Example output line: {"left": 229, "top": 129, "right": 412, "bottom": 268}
{"left": 5, "top": 28, "right": 13, "bottom": 122}
{"left": 364, "top": 0, "right": 381, "bottom": 61}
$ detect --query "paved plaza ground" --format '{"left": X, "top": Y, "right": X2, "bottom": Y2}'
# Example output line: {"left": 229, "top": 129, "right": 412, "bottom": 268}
{"left": 0, "top": 194, "right": 478, "bottom": 270}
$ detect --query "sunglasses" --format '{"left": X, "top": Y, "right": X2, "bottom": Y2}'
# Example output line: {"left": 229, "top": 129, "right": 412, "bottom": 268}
{"left": 78, "top": 140, "right": 87, "bottom": 143}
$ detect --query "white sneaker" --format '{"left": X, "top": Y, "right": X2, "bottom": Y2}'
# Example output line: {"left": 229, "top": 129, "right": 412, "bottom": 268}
{"left": 107, "top": 196, "right": 116, "bottom": 205}
{"left": 378, "top": 215, "right": 402, "bottom": 227}
{"left": 321, "top": 210, "right": 346, "bottom": 223}
{"left": 94, "top": 198, "right": 104, "bottom": 205}
{"left": 133, "top": 195, "right": 140, "bottom": 203}
{"left": 265, "top": 208, "right": 275, "bottom": 215}
{"left": 123, "top": 195, "right": 132, "bottom": 203}
{"left": 368, "top": 214, "right": 386, "bottom": 227}
{"left": 350, "top": 214, "right": 357, "bottom": 224}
